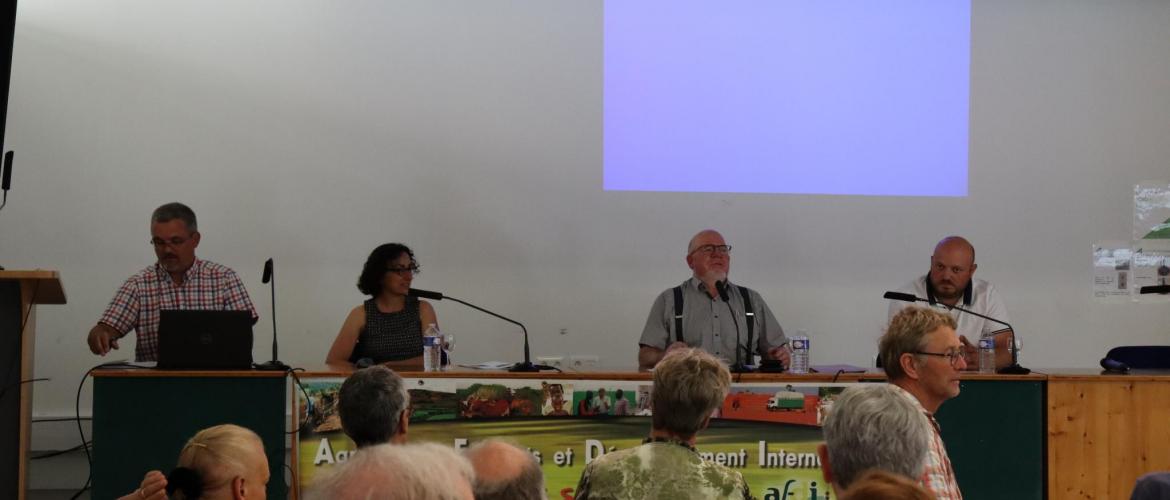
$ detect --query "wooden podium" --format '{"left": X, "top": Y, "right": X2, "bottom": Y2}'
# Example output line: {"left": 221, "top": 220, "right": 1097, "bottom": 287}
{"left": 0, "top": 271, "right": 65, "bottom": 500}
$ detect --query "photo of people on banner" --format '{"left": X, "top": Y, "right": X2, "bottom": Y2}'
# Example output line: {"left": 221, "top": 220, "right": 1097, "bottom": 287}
{"left": 297, "top": 377, "right": 850, "bottom": 499}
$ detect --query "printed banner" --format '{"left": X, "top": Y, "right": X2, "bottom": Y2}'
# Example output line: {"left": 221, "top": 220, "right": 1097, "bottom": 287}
{"left": 296, "top": 377, "right": 856, "bottom": 499}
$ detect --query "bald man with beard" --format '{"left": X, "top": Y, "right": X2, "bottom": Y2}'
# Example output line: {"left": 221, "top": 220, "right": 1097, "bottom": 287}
{"left": 887, "top": 236, "right": 1014, "bottom": 370}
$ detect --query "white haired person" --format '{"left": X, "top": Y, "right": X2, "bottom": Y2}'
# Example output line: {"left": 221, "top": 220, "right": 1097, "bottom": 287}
{"left": 308, "top": 442, "right": 475, "bottom": 500}
{"left": 817, "top": 384, "right": 932, "bottom": 496}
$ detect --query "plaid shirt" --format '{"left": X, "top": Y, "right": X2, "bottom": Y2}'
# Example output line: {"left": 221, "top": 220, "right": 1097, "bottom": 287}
{"left": 891, "top": 384, "right": 963, "bottom": 500}
{"left": 98, "top": 259, "right": 257, "bottom": 362}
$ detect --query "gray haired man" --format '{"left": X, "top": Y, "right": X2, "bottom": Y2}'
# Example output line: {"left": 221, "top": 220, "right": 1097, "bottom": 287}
{"left": 87, "top": 202, "right": 257, "bottom": 361}
{"left": 817, "top": 384, "right": 931, "bottom": 496}
{"left": 338, "top": 366, "right": 410, "bottom": 447}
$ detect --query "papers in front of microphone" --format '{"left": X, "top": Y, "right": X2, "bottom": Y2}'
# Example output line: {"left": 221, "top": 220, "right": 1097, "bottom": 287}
{"left": 97, "top": 359, "right": 157, "bottom": 369}
{"left": 464, "top": 361, "right": 515, "bottom": 370}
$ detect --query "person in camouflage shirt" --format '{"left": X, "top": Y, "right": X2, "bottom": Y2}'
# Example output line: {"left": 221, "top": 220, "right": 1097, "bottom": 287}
{"left": 574, "top": 348, "right": 752, "bottom": 500}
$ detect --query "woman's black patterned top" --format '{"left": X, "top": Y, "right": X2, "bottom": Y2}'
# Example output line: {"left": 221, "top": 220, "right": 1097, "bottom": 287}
{"left": 350, "top": 296, "right": 423, "bottom": 363}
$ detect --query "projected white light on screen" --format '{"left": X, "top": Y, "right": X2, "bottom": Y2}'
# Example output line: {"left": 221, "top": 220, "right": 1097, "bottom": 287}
{"left": 603, "top": 1, "right": 970, "bottom": 197}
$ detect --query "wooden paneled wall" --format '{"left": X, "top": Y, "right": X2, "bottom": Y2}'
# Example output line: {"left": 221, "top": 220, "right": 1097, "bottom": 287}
{"left": 1049, "top": 376, "right": 1170, "bottom": 499}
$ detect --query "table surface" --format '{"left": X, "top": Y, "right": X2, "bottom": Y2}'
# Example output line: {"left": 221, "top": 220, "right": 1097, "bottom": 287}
{"left": 92, "top": 365, "right": 1078, "bottom": 380}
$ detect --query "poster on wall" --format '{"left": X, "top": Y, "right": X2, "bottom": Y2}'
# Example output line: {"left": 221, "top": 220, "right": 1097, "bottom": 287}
{"left": 1134, "top": 181, "right": 1170, "bottom": 240}
{"left": 1092, "top": 242, "right": 1132, "bottom": 301}
{"left": 295, "top": 377, "right": 854, "bottom": 499}
{"left": 1132, "top": 244, "right": 1170, "bottom": 303}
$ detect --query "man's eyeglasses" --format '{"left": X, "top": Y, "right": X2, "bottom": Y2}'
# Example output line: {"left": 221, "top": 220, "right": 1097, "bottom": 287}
{"left": 913, "top": 349, "right": 965, "bottom": 368}
{"left": 150, "top": 236, "right": 192, "bottom": 248}
{"left": 690, "top": 244, "right": 732, "bottom": 256}
{"left": 387, "top": 265, "right": 420, "bottom": 276}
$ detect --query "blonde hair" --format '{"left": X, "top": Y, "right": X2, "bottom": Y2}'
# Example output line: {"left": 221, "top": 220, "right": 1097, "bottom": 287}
{"left": 172, "top": 424, "right": 264, "bottom": 499}
{"left": 879, "top": 307, "right": 957, "bottom": 380}
{"left": 651, "top": 348, "right": 731, "bottom": 436}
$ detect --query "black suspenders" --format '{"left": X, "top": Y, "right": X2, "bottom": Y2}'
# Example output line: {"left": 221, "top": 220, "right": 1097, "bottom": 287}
{"left": 672, "top": 284, "right": 755, "bottom": 353}
{"left": 740, "top": 285, "right": 755, "bottom": 355}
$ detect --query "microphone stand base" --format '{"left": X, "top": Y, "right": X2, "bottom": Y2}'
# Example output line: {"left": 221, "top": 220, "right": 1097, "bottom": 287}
{"left": 255, "top": 360, "right": 291, "bottom": 371}
{"left": 729, "top": 364, "right": 755, "bottom": 373}
{"left": 997, "top": 363, "right": 1031, "bottom": 375}
{"left": 508, "top": 362, "right": 556, "bottom": 372}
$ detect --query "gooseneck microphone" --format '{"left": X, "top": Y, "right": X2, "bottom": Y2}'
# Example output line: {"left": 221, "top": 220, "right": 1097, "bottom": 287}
{"left": 883, "top": 291, "right": 1030, "bottom": 374}
{"left": 408, "top": 288, "right": 553, "bottom": 372}
{"left": 715, "top": 281, "right": 751, "bottom": 373}
{"left": 255, "top": 258, "right": 289, "bottom": 371}
{"left": 0, "top": 151, "right": 12, "bottom": 212}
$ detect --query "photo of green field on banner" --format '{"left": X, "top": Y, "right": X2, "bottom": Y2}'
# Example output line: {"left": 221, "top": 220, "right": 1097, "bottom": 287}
{"left": 296, "top": 377, "right": 852, "bottom": 499}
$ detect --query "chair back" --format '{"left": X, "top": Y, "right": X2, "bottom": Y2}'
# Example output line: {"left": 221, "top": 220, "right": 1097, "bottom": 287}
{"left": 1104, "top": 346, "right": 1170, "bottom": 370}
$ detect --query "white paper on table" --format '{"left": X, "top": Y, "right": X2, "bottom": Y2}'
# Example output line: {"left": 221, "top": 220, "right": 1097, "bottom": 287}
{"left": 466, "top": 361, "right": 516, "bottom": 370}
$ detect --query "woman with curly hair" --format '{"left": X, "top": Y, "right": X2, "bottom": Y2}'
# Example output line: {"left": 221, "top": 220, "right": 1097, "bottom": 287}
{"left": 327, "top": 243, "right": 438, "bottom": 368}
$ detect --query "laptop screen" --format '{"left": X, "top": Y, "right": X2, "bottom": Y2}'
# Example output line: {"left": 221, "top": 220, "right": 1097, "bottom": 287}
{"left": 157, "top": 310, "right": 254, "bottom": 369}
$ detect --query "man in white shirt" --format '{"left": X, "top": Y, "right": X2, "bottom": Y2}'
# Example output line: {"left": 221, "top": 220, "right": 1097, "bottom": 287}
{"left": 887, "top": 236, "right": 1013, "bottom": 369}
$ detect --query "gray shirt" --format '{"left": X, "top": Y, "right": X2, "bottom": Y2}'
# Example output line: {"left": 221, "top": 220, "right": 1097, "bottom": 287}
{"left": 639, "top": 278, "right": 787, "bottom": 363}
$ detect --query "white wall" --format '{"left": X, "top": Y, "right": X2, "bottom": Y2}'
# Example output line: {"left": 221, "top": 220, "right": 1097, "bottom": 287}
{"left": 4, "top": 0, "right": 1170, "bottom": 429}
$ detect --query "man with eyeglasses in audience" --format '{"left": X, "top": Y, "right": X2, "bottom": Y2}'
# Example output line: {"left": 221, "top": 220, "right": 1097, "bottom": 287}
{"left": 638, "top": 229, "right": 790, "bottom": 370}
{"left": 86, "top": 202, "right": 257, "bottom": 361}
{"left": 878, "top": 306, "right": 966, "bottom": 500}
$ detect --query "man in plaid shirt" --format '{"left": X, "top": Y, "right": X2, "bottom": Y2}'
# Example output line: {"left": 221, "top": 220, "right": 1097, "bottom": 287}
{"left": 878, "top": 306, "right": 965, "bottom": 500}
{"left": 86, "top": 202, "right": 257, "bottom": 362}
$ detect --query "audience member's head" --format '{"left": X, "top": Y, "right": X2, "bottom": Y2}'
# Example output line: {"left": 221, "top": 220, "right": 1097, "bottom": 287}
{"left": 167, "top": 424, "right": 269, "bottom": 500}
{"left": 879, "top": 306, "right": 964, "bottom": 412}
{"left": 817, "top": 384, "right": 930, "bottom": 494}
{"left": 339, "top": 366, "right": 410, "bottom": 447}
{"left": 651, "top": 347, "right": 731, "bottom": 438}
{"left": 839, "top": 469, "right": 936, "bottom": 500}
{"left": 880, "top": 307, "right": 958, "bottom": 381}
{"left": 308, "top": 442, "right": 475, "bottom": 500}
{"left": 464, "top": 439, "right": 546, "bottom": 500}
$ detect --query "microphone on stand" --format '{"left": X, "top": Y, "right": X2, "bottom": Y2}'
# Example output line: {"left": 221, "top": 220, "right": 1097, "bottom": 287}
{"left": 883, "top": 291, "right": 1029, "bottom": 374}
{"left": 0, "top": 151, "right": 12, "bottom": 213}
{"left": 716, "top": 281, "right": 751, "bottom": 373}
{"left": 408, "top": 288, "right": 554, "bottom": 372}
{"left": 255, "top": 258, "right": 289, "bottom": 371}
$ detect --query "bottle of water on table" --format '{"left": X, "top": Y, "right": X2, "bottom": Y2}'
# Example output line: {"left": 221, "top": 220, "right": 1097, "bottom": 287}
{"left": 790, "top": 331, "right": 810, "bottom": 374}
{"left": 423, "top": 323, "right": 441, "bottom": 372}
{"left": 978, "top": 336, "right": 996, "bottom": 374}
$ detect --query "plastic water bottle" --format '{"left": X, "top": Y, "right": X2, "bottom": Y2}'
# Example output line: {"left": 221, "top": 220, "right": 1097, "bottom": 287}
{"left": 978, "top": 337, "right": 995, "bottom": 374}
{"left": 423, "top": 323, "right": 441, "bottom": 372}
{"left": 790, "top": 331, "right": 810, "bottom": 374}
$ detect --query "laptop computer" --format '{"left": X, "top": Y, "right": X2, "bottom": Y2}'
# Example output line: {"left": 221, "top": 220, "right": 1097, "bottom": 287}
{"left": 157, "top": 310, "right": 254, "bottom": 369}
